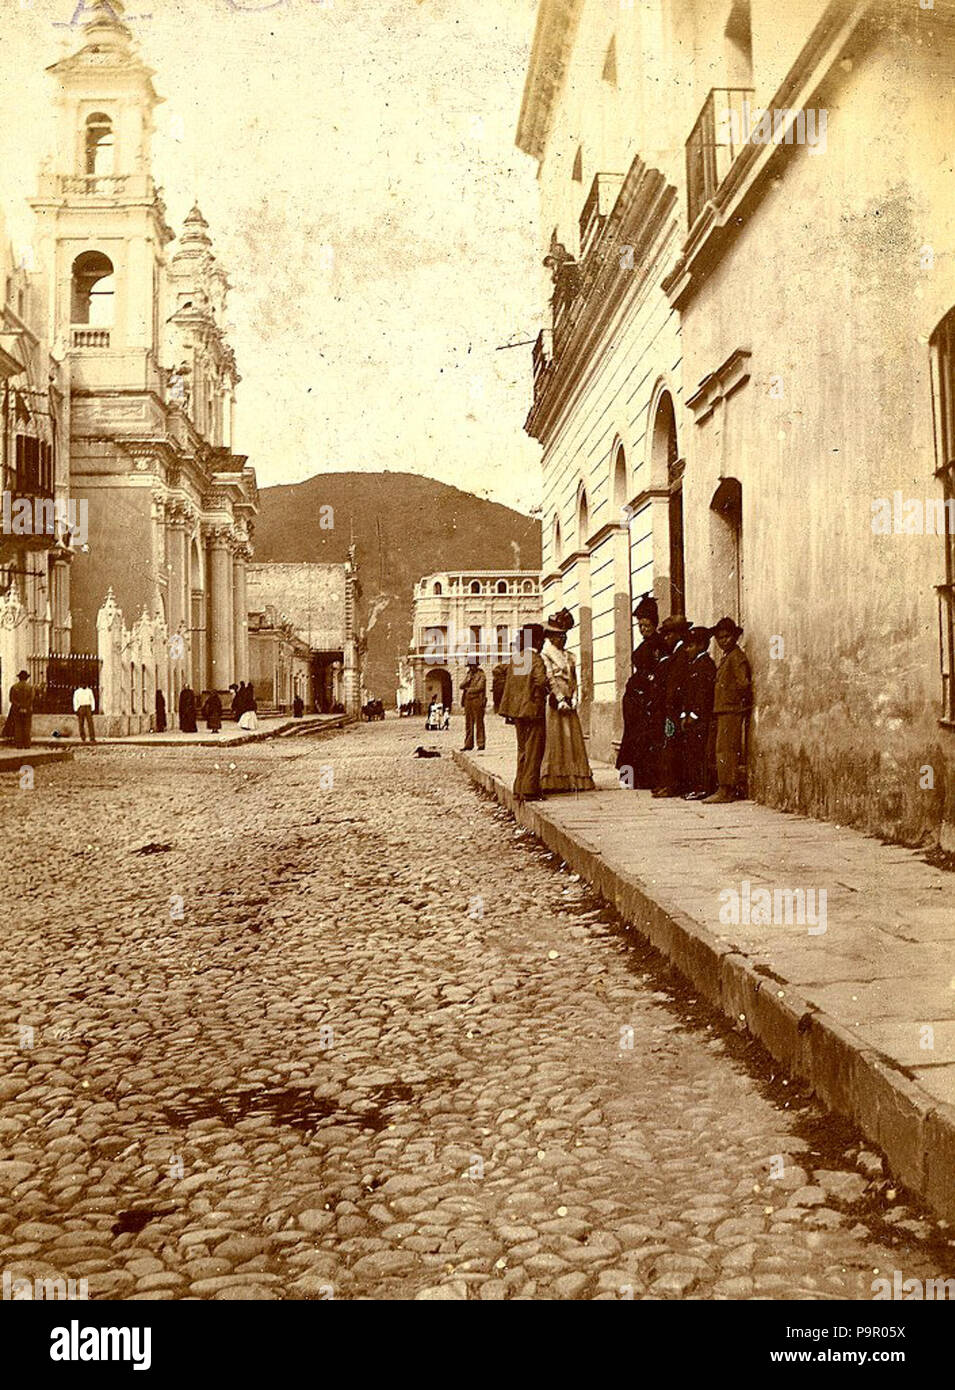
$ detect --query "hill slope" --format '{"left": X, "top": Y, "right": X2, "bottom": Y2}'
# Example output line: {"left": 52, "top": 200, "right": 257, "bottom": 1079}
{"left": 253, "top": 472, "right": 542, "bottom": 699}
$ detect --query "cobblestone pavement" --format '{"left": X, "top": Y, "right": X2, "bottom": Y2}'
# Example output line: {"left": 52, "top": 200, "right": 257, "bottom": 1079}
{"left": 1, "top": 720, "right": 954, "bottom": 1301}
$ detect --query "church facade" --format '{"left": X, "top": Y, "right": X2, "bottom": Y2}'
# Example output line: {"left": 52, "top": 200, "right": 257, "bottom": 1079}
{"left": 29, "top": 0, "right": 257, "bottom": 729}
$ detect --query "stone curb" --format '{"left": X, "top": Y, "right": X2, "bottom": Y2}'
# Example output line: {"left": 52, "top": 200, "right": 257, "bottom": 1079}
{"left": 0, "top": 748, "right": 73, "bottom": 772}
{"left": 454, "top": 749, "right": 955, "bottom": 1224}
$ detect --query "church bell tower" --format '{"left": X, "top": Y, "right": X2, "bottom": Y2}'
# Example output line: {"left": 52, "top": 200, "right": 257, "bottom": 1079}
{"left": 31, "top": 0, "right": 174, "bottom": 400}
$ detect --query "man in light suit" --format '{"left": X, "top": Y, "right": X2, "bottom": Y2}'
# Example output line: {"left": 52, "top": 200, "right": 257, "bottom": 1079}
{"left": 499, "top": 624, "right": 548, "bottom": 801}
{"left": 460, "top": 655, "right": 487, "bottom": 752}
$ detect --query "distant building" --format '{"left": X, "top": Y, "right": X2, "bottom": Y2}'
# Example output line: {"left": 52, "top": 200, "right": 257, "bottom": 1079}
{"left": 408, "top": 570, "right": 542, "bottom": 711}
{"left": 247, "top": 605, "right": 314, "bottom": 712}
{"left": 246, "top": 557, "right": 361, "bottom": 714}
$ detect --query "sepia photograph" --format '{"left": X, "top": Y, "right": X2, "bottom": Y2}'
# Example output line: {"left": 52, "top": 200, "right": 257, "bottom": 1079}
{"left": 0, "top": 0, "right": 953, "bottom": 1364}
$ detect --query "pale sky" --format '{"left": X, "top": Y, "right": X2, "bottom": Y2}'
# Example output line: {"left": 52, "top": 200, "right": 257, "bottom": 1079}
{"left": 0, "top": 0, "right": 545, "bottom": 513}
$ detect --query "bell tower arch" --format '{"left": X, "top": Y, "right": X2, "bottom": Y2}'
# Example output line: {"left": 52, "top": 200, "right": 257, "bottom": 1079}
{"left": 31, "top": 0, "right": 173, "bottom": 394}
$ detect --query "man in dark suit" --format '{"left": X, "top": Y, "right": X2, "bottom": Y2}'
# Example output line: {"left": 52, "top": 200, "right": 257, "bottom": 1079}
{"left": 9, "top": 670, "right": 33, "bottom": 749}
{"left": 460, "top": 655, "right": 487, "bottom": 751}
{"left": 500, "top": 624, "right": 548, "bottom": 801}
{"left": 680, "top": 626, "right": 717, "bottom": 799}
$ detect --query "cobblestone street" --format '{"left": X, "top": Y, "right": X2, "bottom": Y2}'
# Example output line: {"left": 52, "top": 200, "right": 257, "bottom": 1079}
{"left": 1, "top": 719, "right": 953, "bottom": 1302}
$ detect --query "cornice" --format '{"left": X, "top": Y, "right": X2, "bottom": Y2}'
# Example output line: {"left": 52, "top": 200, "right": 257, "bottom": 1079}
{"left": 663, "top": 0, "right": 878, "bottom": 311}
{"left": 526, "top": 157, "right": 677, "bottom": 444}
{"left": 686, "top": 349, "right": 752, "bottom": 424}
{"left": 515, "top": 0, "right": 585, "bottom": 162}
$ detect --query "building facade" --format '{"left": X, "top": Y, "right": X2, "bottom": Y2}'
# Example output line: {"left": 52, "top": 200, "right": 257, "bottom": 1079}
{"left": 517, "top": 0, "right": 687, "bottom": 758}
{"left": 246, "top": 558, "right": 361, "bottom": 715}
{"left": 408, "top": 570, "right": 542, "bottom": 711}
{"left": 0, "top": 214, "right": 72, "bottom": 711}
{"left": 29, "top": 0, "right": 257, "bottom": 730}
{"left": 518, "top": 0, "right": 955, "bottom": 848}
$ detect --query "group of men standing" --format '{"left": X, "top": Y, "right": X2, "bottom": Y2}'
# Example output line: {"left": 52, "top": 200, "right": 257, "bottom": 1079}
{"left": 616, "top": 594, "right": 751, "bottom": 804}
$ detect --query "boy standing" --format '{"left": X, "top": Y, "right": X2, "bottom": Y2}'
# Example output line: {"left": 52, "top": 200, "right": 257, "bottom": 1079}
{"left": 704, "top": 617, "right": 751, "bottom": 804}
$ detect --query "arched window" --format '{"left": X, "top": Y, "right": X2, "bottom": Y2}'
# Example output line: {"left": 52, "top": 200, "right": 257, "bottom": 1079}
{"left": 71, "top": 251, "right": 114, "bottom": 326}
{"left": 577, "top": 487, "right": 590, "bottom": 545}
{"left": 433, "top": 581, "right": 442, "bottom": 595}
{"left": 85, "top": 113, "right": 114, "bottom": 177}
{"left": 496, "top": 580, "right": 508, "bottom": 595}
{"left": 130, "top": 662, "right": 137, "bottom": 715}
{"left": 470, "top": 580, "right": 482, "bottom": 595}
{"left": 572, "top": 145, "right": 583, "bottom": 183}
{"left": 522, "top": 579, "right": 534, "bottom": 594}
{"left": 553, "top": 515, "right": 563, "bottom": 566}
{"left": 613, "top": 444, "right": 628, "bottom": 513}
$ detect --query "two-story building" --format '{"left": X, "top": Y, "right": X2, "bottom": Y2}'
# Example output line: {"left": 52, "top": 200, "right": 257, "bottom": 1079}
{"left": 408, "top": 570, "right": 542, "bottom": 711}
{"left": 518, "top": 0, "right": 955, "bottom": 849}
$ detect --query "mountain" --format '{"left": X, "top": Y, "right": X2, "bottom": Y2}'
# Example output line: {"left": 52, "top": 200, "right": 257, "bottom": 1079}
{"left": 252, "top": 472, "right": 542, "bottom": 699}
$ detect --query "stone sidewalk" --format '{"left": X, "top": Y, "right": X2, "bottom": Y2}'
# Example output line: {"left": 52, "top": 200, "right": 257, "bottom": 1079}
{"left": 455, "top": 727, "right": 955, "bottom": 1224}
{"left": 19, "top": 713, "right": 348, "bottom": 751}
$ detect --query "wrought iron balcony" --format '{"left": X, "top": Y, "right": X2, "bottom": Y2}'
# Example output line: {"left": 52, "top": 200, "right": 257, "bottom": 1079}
{"left": 685, "top": 87, "right": 755, "bottom": 229}
{"left": 578, "top": 172, "right": 625, "bottom": 260}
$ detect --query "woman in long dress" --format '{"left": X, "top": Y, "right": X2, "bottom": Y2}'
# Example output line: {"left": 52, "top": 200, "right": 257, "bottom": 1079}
{"left": 540, "top": 609, "right": 595, "bottom": 793}
{"left": 616, "top": 593, "right": 664, "bottom": 789}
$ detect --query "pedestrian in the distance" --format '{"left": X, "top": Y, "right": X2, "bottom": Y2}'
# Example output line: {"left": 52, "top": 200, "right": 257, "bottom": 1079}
{"left": 72, "top": 681, "right": 96, "bottom": 744}
{"left": 203, "top": 689, "right": 223, "bottom": 733}
{"left": 680, "top": 626, "right": 716, "bottom": 799}
{"left": 616, "top": 592, "right": 663, "bottom": 789}
{"left": 460, "top": 655, "right": 487, "bottom": 752}
{"left": 228, "top": 683, "right": 240, "bottom": 720}
{"left": 540, "top": 609, "right": 595, "bottom": 793}
{"left": 293, "top": 694, "right": 304, "bottom": 718}
{"left": 238, "top": 687, "right": 259, "bottom": 733}
{"left": 652, "top": 615, "right": 692, "bottom": 798}
{"left": 178, "top": 683, "right": 198, "bottom": 734}
{"left": 9, "top": 669, "right": 33, "bottom": 749}
{"left": 155, "top": 688, "right": 167, "bottom": 733}
{"left": 499, "top": 623, "right": 548, "bottom": 802}
{"left": 704, "top": 617, "right": 751, "bottom": 804}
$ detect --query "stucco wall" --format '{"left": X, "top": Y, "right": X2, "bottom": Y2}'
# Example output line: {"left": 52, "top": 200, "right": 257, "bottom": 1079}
{"left": 677, "top": 24, "right": 955, "bottom": 845}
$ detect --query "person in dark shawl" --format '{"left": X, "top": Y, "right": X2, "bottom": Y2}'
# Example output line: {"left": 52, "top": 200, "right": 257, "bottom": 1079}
{"left": 652, "top": 615, "right": 692, "bottom": 798}
{"left": 155, "top": 688, "right": 167, "bottom": 733}
{"left": 178, "top": 684, "right": 198, "bottom": 733}
{"left": 616, "top": 593, "right": 663, "bottom": 789}
{"left": 203, "top": 689, "right": 223, "bottom": 733}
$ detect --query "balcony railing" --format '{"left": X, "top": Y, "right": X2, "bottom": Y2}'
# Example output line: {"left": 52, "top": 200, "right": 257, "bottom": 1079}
{"left": 71, "top": 328, "right": 110, "bottom": 349}
{"left": 58, "top": 174, "right": 129, "bottom": 197}
{"left": 578, "top": 172, "right": 625, "bottom": 260}
{"left": 685, "top": 87, "right": 755, "bottom": 229}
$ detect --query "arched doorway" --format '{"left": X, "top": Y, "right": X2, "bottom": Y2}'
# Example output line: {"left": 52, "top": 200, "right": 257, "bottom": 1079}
{"left": 425, "top": 667, "right": 452, "bottom": 710}
{"left": 576, "top": 484, "right": 594, "bottom": 733}
{"left": 612, "top": 443, "right": 634, "bottom": 701}
{"left": 651, "top": 391, "right": 684, "bottom": 617}
{"left": 710, "top": 477, "right": 743, "bottom": 622}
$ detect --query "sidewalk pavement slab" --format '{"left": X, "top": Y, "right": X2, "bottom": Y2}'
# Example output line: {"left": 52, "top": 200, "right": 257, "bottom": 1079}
{"left": 455, "top": 725, "right": 955, "bottom": 1223}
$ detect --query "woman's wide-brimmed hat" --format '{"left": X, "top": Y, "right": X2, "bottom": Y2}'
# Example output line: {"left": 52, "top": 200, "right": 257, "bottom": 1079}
{"left": 633, "top": 592, "right": 659, "bottom": 625}
{"left": 545, "top": 608, "right": 575, "bottom": 633}
{"left": 659, "top": 615, "right": 691, "bottom": 636}
{"left": 712, "top": 615, "right": 743, "bottom": 639}
{"left": 686, "top": 625, "right": 713, "bottom": 643}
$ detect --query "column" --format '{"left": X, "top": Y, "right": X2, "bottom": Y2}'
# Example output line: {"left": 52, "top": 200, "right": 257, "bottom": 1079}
{"left": 51, "top": 550, "right": 73, "bottom": 652}
{"left": 207, "top": 526, "right": 235, "bottom": 689}
{"left": 232, "top": 542, "right": 250, "bottom": 683}
{"left": 166, "top": 508, "right": 187, "bottom": 638}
